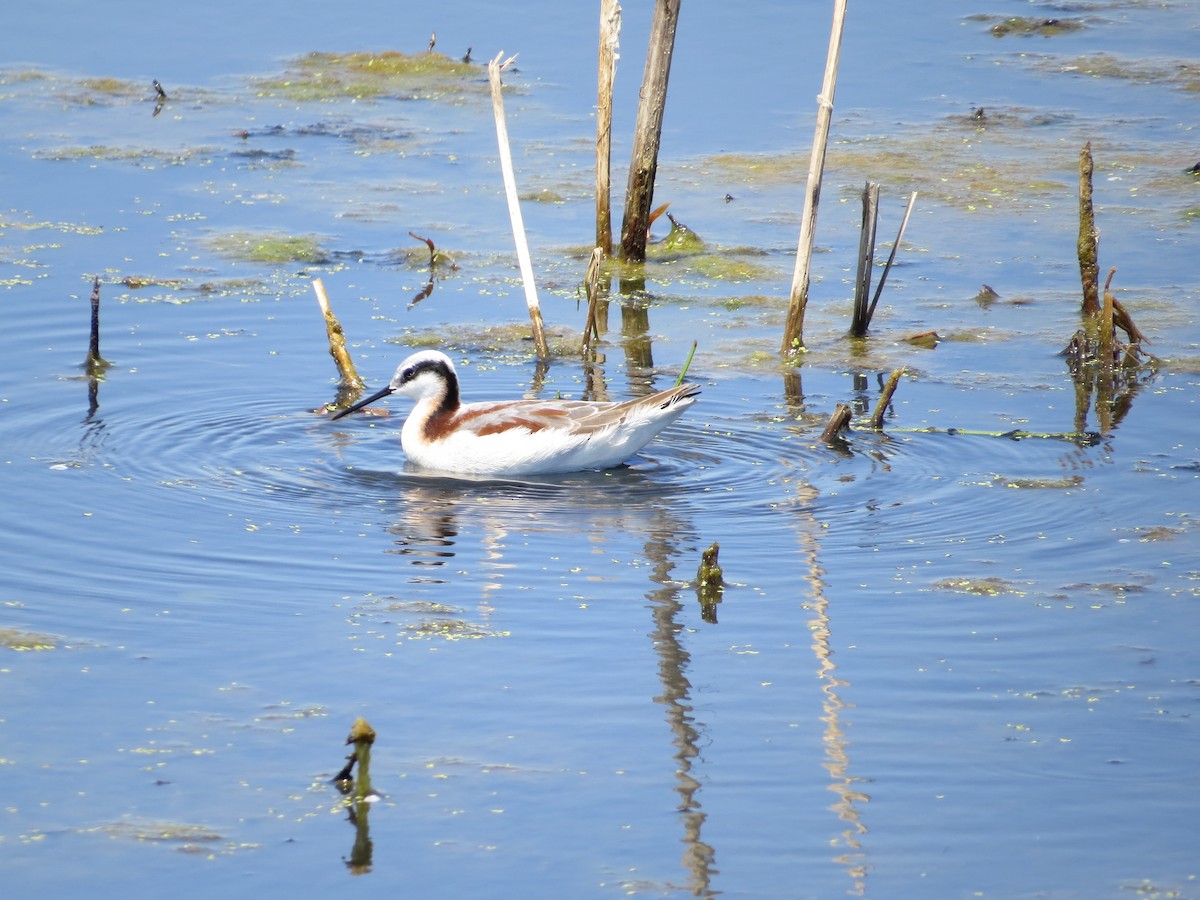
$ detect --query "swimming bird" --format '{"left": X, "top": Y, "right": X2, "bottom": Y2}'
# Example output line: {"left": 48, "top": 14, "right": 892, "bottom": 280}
{"left": 331, "top": 349, "right": 700, "bottom": 476}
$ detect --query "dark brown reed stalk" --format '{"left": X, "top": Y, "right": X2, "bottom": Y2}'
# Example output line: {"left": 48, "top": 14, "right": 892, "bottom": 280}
{"left": 850, "top": 182, "right": 881, "bottom": 337}
{"left": 820, "top": 403, "right": 853, "bottom": 442}
{"left": 1078, "top": 141, "right": 1100, "bottom": 316}
{"left": 619, "top": 0, "right": 681, "bottom": 263}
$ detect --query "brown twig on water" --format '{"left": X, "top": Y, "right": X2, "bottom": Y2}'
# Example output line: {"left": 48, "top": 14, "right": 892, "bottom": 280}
{"left": 618, "top": 0, "right": 681, "bottom": 263}
{"left": 488, "top": 51, "right": 550, "bottom": 361}
{"left": 408, "top": 231, "right": 437, "bottom": 268}
{"left": 820, "top": 403, "right": 853, "bottom": 443}
{"left": 312, "top": 278, "right": 365, "bottom": 392}
{"left": 868, "top": 368, "right": 904, "bottom": 429}
{"left": 782, "top": 0, "right": 848, "bottom": 354}
{"left": 595, "top": 0, "right": 620, "bottom": 257}
{"left": 1104, "top": 269, "right": 1150, "bottom": 346}
{"left": 1077, "top": 141, "right": 1100, "bottom": 316}
{"left": 405, "top": 232, "right": 454, "bottom": 308}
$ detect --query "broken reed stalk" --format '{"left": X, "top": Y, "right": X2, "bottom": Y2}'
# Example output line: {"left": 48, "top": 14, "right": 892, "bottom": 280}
{"left": 781, "top": 0, "right": 848, "bottom": 355}
{"left": 582, "top": 246, "right": 604, "bottom": 351}
{"left": 850, "top": 181, "right": 881, "bottom": 337}
{"left": 1099, "top": 266, "right": 1115, "bottom": 366}
{"left": 595, "top": 0, "right": 620, "bottom": 257}
{"left": 820, "top": 402, "right": 853, "bottom": 442}
{"left": 1077, "top": 141, "right": 1100, "bottom": 316}
{"left": 312, "top": 278, "right": 365, "bottom": 390}
{"left": 84, "top": 276, "right": 110, "bottom": 375}
{"left": 868, "top": 368, "right": 904, "bottom": 429}
{"left": 618, "top": 0, "right": 681, "bottom": 263}
{"left": 345, "top": 717, "right": 376, "bottom": 801}
{"left": 866, "top": 190, "right": 918, "bottom": 327}
{"left": 488, "top": 51, "right": 550, "bottom": 361}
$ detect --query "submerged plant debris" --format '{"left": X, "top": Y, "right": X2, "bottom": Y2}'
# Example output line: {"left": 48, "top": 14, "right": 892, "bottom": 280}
{"left": 80, "top": 818, "right": 246, "bottom": 854}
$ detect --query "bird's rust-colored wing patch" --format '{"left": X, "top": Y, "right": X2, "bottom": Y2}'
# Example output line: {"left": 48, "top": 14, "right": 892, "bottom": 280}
{"left": 424, "top": 402, "right": 572, "bottom": 441}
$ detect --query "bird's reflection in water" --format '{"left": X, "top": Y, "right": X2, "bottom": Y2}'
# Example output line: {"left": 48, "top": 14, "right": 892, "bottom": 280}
{"left": 382, "top": 484, "right": 459, "bottom": 574}
{"left": 342, "top": 462, "right": 721, "bottom": 889}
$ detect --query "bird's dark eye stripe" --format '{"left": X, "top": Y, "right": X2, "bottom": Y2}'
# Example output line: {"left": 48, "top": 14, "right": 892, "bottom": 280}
{"left": 401, "top": 358, "right": 449, "bottom": 385}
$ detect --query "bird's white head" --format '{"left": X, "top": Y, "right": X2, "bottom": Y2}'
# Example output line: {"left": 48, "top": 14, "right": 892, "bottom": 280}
{"left": 388, "top": 350, "right": 459, "bottom": 402}
{"left": 331, "top": 349, "right": 460, "bottom": 420}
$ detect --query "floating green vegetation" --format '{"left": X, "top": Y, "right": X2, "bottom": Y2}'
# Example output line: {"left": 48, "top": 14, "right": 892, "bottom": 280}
{"left": 605, "top": 244, "right": 778, "bottom": 285}
{"left": 0, "top": 626, "right": 59, "bottom": 650}
{"left": 1045, "top": 53, "right": 1200, "bottom": 93}
{"left": 352, "top": 597, "right": 508, "bottom": 641}
{"left": 993, "top": 474, "right": 1084, "bottom": 489}
{"left": 520, "top": 188, "right": 567, "bottom": 204}
{"left": 207, "top": 231, "right": 329, "bottom": 265}
{"left": 255, "top": 50, "right": 481, "bottom": 102}
{"left": 706, "top": 137, "right": 1070, "bottom": 213}
{"left": 978, "top": 16, "right": 1086, "bottom": 38}
{"left": 1133, "top": 525, "right": 1186, "bottom": 542}
{"left": 0, "top": 216, "right": 102, "bottom": 237}
{"left": 398, "top": 323, "right": 585, "bottom": 360}
{"left": 934, "top": 576, "right": 1026, "bottom": 597}
{"left": 190, "top": 276, "right": 271, "bottom": 297}
{"left": 34, "top": 144, "right": 211, "bottom": 166}
{"left": 404, "top": 619, "right": 494, "bottom": 640}
{"left": 121, "top": 275, "right": 187, "bottom": 290}
{"left": 79, "top": 76, "right": 144, "bottom": 97}
{"left": 81, "top": 818, "right": 241, "bottom": 853}
{"left": 0, "top": 68, "right": 51, "bottom": 86}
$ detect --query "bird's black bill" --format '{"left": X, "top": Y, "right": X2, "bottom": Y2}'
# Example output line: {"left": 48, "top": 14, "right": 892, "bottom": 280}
{"left": 330, "top": 385, "right": 394, "bottom": 420}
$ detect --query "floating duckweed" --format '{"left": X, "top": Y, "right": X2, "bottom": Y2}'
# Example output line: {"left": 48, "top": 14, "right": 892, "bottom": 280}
{"left": 84, "top": 818, "right": 225, "bottom": 846}
{"left": 207, "top": 231, "right": 328, "bottom": 265}
{"left": 983, "top": 16, "right": 1086, "bottom": 38}
{"left": 34, "top": 145, "right": 210, "bottom": 166}
{"left": 994, "top": 474, "right": 1084, "bottom": 489}
{"left": 79, "top": 76, "right": 143, "bottom": 96}
{"left": 934, "top": 577, "right": 1025, "bottom": 597}
{"left": 0, "top": 627, "right": 59, "bottom": 650}
{"left": 1048, "top": 53, "right": 1200, "bottom": 93}
{"left": 520, "top": 188, "right": 567, "bottom": 204}
{"left": 707, "top": 141, "right": 1070, "bottom": 213}
{"left": 256, "top": 50, "right": 481, "bottom": 101}
{"left": 392, "top": 322, "right": 584, "bottom": 359}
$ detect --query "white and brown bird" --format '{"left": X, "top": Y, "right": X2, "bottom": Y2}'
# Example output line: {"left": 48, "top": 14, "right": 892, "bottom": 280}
{"left": 331, "top": 350, "right": 700, "bottom": 476}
